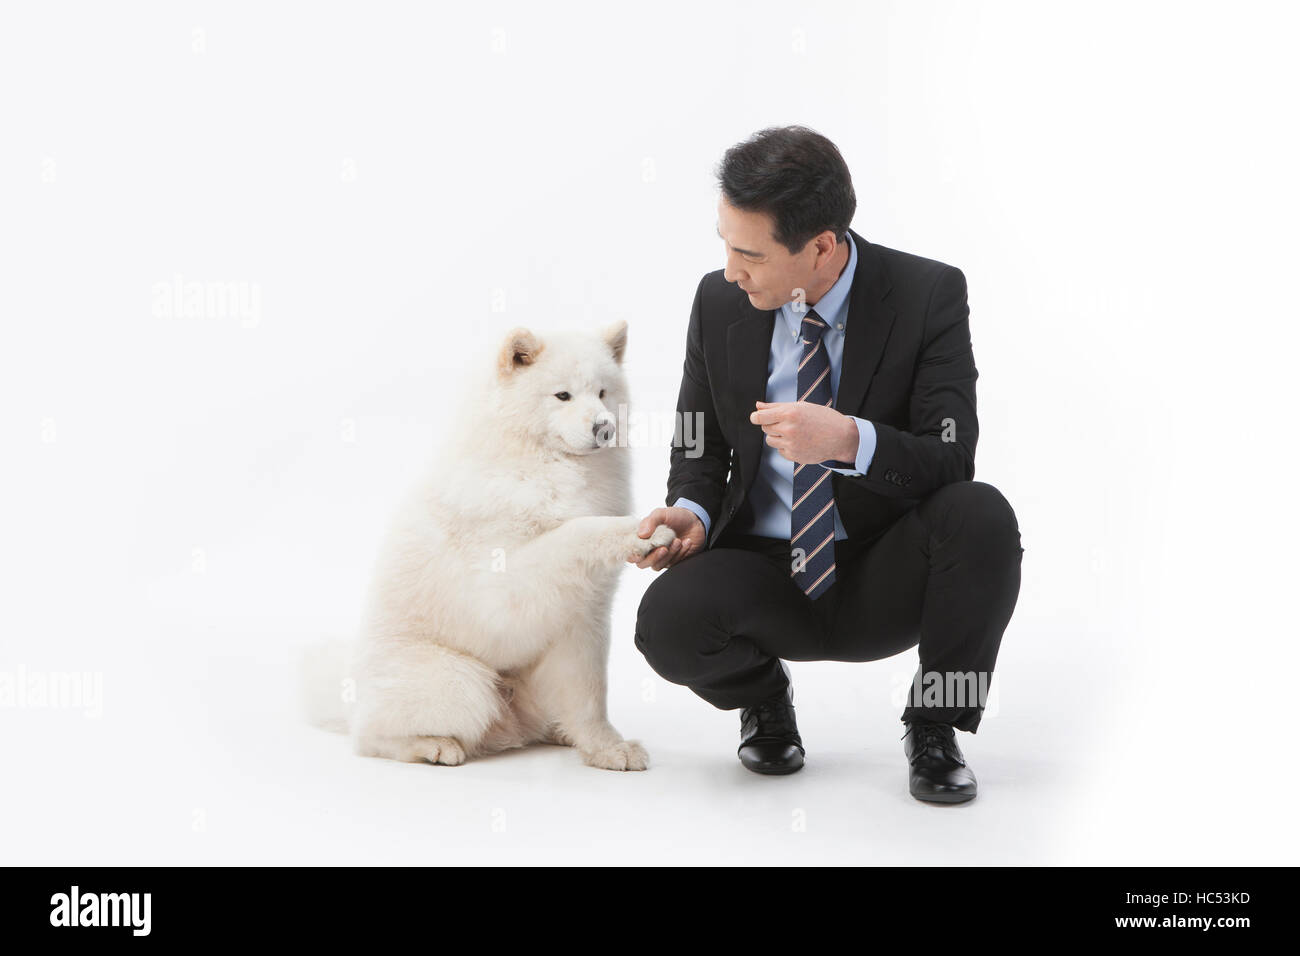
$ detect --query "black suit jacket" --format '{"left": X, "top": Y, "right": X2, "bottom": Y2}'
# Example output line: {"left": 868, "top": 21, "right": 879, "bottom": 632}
{"left": 666, "top": 227, "right": 979, "bottom": 551}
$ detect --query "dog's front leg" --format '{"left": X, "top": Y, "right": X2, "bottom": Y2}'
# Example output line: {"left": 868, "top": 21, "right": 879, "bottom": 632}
{"left": 487, "top": 515, "right": 674, "bottom": 624}
{"left": 561, "top": 514, "right": 677, "bottom": 573}
{"left": 526, "top": 617, "right": 648, "bottom": 771}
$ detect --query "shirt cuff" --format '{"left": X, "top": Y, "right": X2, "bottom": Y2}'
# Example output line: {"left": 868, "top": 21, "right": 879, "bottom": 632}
{"left": 672, "top": 497, "right": 712, "bottom": 537}
{"left": 821, "top": 417, "right": 877, "bottom": 475}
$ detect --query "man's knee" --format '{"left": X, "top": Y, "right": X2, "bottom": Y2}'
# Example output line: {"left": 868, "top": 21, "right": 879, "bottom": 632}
{"left": 634, "top": 565, "right": 699, "bottom": 672}
{"left": 927, "top": 480, "right": 1022, "bottom": 554}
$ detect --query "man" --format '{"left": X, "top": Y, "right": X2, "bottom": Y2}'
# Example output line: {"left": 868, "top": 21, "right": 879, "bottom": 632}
{"left": 628, "top": 126, "right": 1024, "bottom": 804}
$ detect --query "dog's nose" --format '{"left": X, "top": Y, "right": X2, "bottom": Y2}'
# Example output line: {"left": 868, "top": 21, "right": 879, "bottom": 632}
{"left": 592, "top": 414, "right": 616, "bottom": 443}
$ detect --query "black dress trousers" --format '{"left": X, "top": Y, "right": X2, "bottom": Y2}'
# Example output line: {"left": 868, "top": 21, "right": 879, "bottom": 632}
{"left": 634, "top": 480, "right": 1024, "bottom": 732}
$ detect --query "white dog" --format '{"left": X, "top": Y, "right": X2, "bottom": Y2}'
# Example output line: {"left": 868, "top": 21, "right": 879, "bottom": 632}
{"left": 302, "top": 320, "right": 675, "bottom": 770}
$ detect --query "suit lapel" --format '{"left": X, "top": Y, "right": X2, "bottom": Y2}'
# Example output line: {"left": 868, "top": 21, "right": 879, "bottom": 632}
{"left": 726, "top": 301, "right": 774, "bottom": 496}
{"left": 834, "top": 228, "right": 895, "bottom": 417}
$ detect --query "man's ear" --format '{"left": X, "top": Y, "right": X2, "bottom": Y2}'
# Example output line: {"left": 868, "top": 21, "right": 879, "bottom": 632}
{"left": 498, "top": 327, "right": 544, "bottom": 378}
{"left": 603, "top": 319, "right": 628, "bottom": 365}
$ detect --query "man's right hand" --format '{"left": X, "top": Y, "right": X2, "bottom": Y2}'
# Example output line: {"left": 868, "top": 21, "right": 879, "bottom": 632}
{"left": 626, "top": 506, "right": 707, "bottom": 571}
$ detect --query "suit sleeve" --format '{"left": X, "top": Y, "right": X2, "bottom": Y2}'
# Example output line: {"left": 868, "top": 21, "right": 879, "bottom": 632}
{"left": 664, "top": 275, "right": 733, "bottom": 525}
{"left": 846, "top": 265, "right": 978, "bottom": 498}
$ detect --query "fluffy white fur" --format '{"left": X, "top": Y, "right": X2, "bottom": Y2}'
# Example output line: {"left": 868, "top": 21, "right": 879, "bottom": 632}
{"left": 302, "top": 320, "right": 674, "bottom": 770}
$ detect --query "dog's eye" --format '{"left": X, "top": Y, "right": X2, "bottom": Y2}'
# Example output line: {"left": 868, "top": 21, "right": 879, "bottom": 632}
{"left": 554, "top": 392, "right": 571, "bottom": 401}
{"left": 599, "top": 389, "right": 606, "bottom": 399}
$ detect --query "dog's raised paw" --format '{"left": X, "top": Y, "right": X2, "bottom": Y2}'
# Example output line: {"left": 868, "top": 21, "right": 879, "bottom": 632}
{"left": 648, "top": 525, "right": 677, "bottom": 549}
{"left": 586, "top": 740, "right": 650, "bottom": 771}
{"left": 628, "top": 525, "right": 677, "bottom": 559}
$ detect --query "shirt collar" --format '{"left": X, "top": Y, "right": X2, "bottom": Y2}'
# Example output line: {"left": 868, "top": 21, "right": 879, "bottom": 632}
{"left": 779, "top": 231, "right": 858, "bottom": 336}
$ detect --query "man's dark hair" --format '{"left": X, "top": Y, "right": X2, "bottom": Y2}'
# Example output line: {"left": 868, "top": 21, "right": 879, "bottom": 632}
{"left": 716, "top": 126, "right": 857, "bottom": 255}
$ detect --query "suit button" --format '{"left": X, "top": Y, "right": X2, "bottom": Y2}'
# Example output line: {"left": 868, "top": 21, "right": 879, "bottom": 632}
{"left": 729, "top": 505, "right": 737, "bottom": 517}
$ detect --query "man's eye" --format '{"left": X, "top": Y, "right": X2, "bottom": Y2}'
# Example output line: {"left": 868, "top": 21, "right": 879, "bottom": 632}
{"left": 599, "top": 389, "right": 606, "bottom": 399}
{"left": 555, "top": 392, "right": 571, "bottom": 401}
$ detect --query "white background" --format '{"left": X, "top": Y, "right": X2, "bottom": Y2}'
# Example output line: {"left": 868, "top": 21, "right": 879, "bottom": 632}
{"left": 2, "top": 0, "right": 1296, "bottom": 865}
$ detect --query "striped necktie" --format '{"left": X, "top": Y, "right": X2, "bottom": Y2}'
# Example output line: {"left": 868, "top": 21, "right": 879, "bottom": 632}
{"left": 790, "top": 307, "right": 837, "bottom": 601}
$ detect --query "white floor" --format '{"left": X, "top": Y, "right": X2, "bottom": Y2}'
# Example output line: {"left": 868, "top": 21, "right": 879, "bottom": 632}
{"left": 7, "top": 580, "right": 1287, "bottom": 867}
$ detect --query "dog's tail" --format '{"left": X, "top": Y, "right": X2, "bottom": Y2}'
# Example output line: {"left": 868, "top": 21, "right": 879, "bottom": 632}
{"left": 297, "top": 638, "right": 356, "bottom": 733}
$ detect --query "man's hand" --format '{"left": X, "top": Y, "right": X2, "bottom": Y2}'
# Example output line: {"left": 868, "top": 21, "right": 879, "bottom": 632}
{"left": 750, "top": 400, "right": 859, "bottom": 465}
{"left": 626, "top": 506, "right": 707, "bottom": 571}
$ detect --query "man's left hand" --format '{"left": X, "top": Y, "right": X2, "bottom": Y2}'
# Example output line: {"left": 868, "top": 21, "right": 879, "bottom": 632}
{"left": 750, "top": 400, "right": 859, "bottom": 465}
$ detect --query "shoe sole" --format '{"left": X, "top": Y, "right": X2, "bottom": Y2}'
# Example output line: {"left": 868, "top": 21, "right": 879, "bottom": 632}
{"left": 910, "top": 789, "right": 977, "bottom": 804}
{"left": 740, "top": 759, "right": 805, "bottom": 775}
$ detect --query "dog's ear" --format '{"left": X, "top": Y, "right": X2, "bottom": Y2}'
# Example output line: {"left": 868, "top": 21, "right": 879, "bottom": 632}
{"left": 498, "top": 327, "right": 544, "bottom": 378}
{"left": 602, "top": 319, "right": 628, "bottom": 365}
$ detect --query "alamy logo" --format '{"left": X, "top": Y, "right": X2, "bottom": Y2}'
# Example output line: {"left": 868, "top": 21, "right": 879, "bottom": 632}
{"left": 0, "top": 667, "right": 102, "bottom": 718}
{"left": 152, "top": 274, "right": 262, "bottom": 327}
{"left": 49, "top": 886, "right": 151, "bottom": 936}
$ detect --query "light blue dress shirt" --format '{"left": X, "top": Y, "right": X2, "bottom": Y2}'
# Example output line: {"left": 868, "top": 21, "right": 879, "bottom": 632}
{"left": 674, "top": 232, "right": 877, "bottom": 541}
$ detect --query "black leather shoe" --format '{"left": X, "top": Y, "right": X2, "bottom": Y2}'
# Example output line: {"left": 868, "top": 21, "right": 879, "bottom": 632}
{"left": 901, "top": 720, "right": 977, "bottom": 803}
{"left": 738, "top": 689, "right": 804, "bottom": 775}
